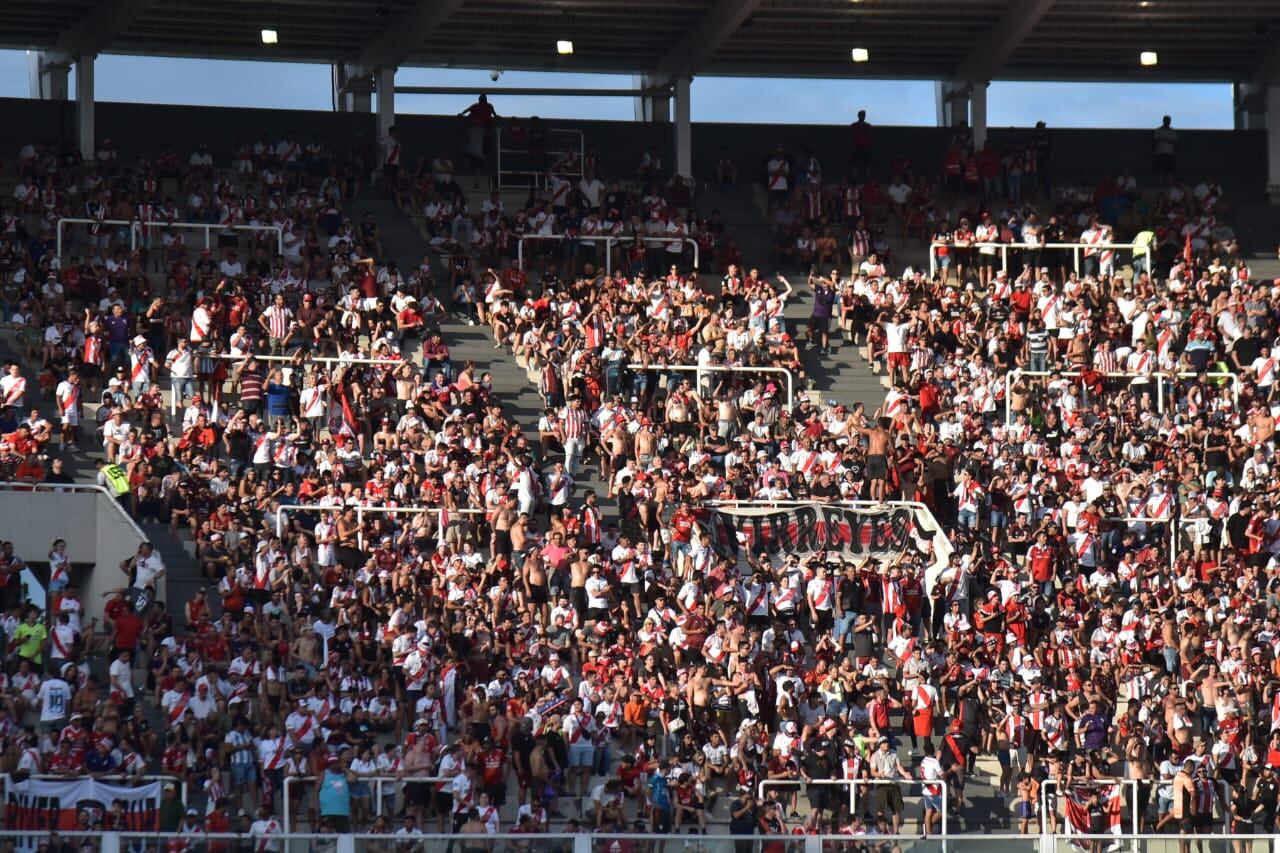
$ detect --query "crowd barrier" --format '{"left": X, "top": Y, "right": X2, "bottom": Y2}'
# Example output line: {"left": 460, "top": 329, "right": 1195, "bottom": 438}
{"left": 517, "top": 233, "right": 700, "bottom": 275}
{"left": 927, "top": 240, "right": 1152, "bottom": 279}
{"left": 0, "top": 831, "right": 1274, "bottom": 853}
{"left": 276, "top": 504, "right": 487, "bottom": 551}
{"left": 56, "top": 217, "right": 284, "bottom": 258}
{"left": 1004, "top": 369, "right": 1240, "bottom": 425}
{"left": 625, "top": 362, "right": 795, "bottom": 409}
{"left": 496, "top": 127, "right": 585, "bottom": 190}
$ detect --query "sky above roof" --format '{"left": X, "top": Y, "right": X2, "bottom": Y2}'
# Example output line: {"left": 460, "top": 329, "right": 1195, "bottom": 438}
{"left": 0, "top": 50, "right": 1235, "bottom": 129}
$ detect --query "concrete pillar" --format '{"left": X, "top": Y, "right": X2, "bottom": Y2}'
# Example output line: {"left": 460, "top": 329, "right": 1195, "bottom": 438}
{"left": 673, "top": 77, "right": 692, "bottom": 178}
{"left": 971, "top": 82, "right": 988, "bottom": 150}
{"left": 333, "top": 63, "right": 372, "bottom": 113}
{"left": 375, "top": 66, "right": 395, "bottom": 143}
{"left": 75, "top": 56, "right": 94, "bottom": 161}
{"left": 633, "top": 75, "right": 670, "bottom": 123}
{"left": 935, "top": 80, "right": 971, "bottom": 128}
{"left": 1235, "top": 82, "right": 1266, "bottom": 131}
{"left": 1266, "top": 85, "right": 1280, "bottom": 202}
{"left": 27, "top": 51, "right": 69, "bottom": 100}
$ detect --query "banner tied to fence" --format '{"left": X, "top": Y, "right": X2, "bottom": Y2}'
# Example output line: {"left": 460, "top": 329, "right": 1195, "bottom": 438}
{"left": 695, "top": 502, "right": 953, "bottom": 591}
{"left": 4, "top": 776, "right": 162, "bottom": 843}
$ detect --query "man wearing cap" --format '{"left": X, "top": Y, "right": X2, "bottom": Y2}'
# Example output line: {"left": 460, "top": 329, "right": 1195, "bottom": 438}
{"left": 316, "top": 751, "right": 357, "bottom": 833}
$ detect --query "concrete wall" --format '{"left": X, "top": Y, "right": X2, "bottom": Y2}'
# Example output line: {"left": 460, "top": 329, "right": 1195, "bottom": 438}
{"left": 0, "top": 97, "right": 1263, "bottom": 188}
{"left": 0, "top": 486, "right": 147, "bottom": 622}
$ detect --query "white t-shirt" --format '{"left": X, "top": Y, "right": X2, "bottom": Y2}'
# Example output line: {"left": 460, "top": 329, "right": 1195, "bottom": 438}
{"left": 109, "top": 658, "right": 135, "bottom": 698}
{"left": 38, "top": 677, "right": 72, "bottom": 722}
{"left": 134, "top": 552, "right": 165, "bottom": 588}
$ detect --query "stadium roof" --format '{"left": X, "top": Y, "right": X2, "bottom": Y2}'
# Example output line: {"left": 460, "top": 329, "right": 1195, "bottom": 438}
{"left": 9, "top": 0, "right": 1280, "bottom": 87}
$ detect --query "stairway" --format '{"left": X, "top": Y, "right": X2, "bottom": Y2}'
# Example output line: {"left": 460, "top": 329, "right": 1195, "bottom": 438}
{"left": 695, "top": 182, "right": 889, "bottom": 414}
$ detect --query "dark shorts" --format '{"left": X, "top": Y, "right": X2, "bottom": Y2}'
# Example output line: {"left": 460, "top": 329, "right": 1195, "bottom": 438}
{"left": 867, "top": 454, "right": 889, "bottom": 480}
{"left": 528, "top": 584, "right": 548, "bottom": 604}
{"left": 808, "top": 315, "right": 831, "bottom": 334}
{"left": 878, "top": 784, "right": 904, "bottom": 814}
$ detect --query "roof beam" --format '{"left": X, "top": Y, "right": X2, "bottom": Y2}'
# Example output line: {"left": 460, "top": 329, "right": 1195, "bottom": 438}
{"left": 651, "top": 0, "right": 764, "bottom": 85}
{"left": 349, "top": 0, "right": 467, "bottom": 78}
{"left": 1253, "top": 40, "right": 1280, "bottom": 88}
{"left": 953, "top": 0, "right": 1056, "bottom": 82}
{"left": 44, "top": 0, "right": 155, "bottom": 66}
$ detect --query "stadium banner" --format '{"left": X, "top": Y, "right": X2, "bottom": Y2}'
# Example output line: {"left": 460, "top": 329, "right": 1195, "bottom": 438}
{"left": 1062, "top": 782, "right": 1124, "bottom": 850}
{"left": 696, "top": 502, "right": 952, "bottom": 590}
{"left": 3, "top": 776, "right": 162, "bottom": 840}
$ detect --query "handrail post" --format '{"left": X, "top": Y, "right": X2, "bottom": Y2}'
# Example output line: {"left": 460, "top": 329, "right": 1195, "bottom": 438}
{"left": 929, "top": 241, "right": 938, "bottom": 278}
{"left": 283, "top": 775, "right": 292, "bottom": 833}
{"left": 606, "top": 236, "right": 614, "bottom": 276}
{"left": 57, "top": 220, "right": 64, "bottom": 259}
{"left": 1000, "top": 244, "right": 1008, "bottom": 274}
{"left": 518, "top": 237, "right": 525, "bottom": 271}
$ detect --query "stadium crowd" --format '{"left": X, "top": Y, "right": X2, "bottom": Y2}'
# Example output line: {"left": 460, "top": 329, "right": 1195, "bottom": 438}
{"left": 0, "top": 110, "right": 1278, "bottom": 853}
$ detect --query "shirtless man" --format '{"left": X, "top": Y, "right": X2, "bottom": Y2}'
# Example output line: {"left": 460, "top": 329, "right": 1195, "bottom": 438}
{"left": 686, "top": 664, "right": 713, "bottom": 726}
{"left": 570, "top": 551, "right": 591, "bottom": 617}
{"left": 1168, "top": 758, "right": 1197, "bottom": 851}
{"left": 521, "top": 550, "right": 549, "bottom": 622}
{"left": 853, "top": 416, "right": 894, "bottom": 503}
{"left": 510, "top": 512, "right": 530, "bottom": 571}
{"left": 492, "top": 495, "right": 516, "bottom": 561}
{"left": 632, "top": 421, "right": 656, "bottom": 481}
{"left": 601, "top": 419, "right": 631, "bottom": 497}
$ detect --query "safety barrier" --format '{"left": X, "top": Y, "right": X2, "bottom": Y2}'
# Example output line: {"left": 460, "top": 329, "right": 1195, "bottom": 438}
{"left": 496, "top": 126, "right": 585, "bottom": 190}
{"left": 850, "top": 778, "right": 950, "bottom": 837}
{"left": 517, "top": 233, "right": 700, "bottom": 275}
{"left": 624, "top": 362, "right": 795, "bottom": 409}
{"left": 927, "top": 240, "right": 1152, "bottom": 279}
{"left": 1003, "top": 369, "right": 1240, "bottom": 424}
{"left": 275, "top": 504, "right": 487, "bottom": 551}
{"left": 281, "top": 774, "right": 446, "bottom": 833}
{"left": 1, "top": 829, "right": 1269, "bottom": 853}
{"left": 758, "top": 778, "right": 856, "bottom": 815}
{"left": 57, "top": 217, "right": 283, "bottom": 258}
{"left": 1040, "top": 779, "right": 1142, "bottom": 836}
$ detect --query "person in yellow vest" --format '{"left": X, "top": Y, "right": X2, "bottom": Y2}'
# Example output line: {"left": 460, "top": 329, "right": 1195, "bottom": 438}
{"left": 96, "top": 458, "right": 131, "bottom": 512}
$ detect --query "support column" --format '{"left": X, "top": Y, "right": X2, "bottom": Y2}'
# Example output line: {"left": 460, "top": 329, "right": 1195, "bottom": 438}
{"left": 75, "top": 56, "right": 94, "bottom": 161}
{"left": 971, "top": 82, "right": 988, "bottom": 150}
{"left": 375, "top": 66, "right": 395, "bottom": 142}
{"left": 935, "top": 80, "right": 971, "bottom": 129}
{"left": 27, "top": 52, "right": 69, "bottom": 100}
{"left": 1266, "top": 85, "right": 1280, "bottom": 202}
{"left": 632, "top": 75, "right": 670, "bottom": 123}
{"left": 333, "top": 63, "right": 373, "bottom": 113}
{"left": 673, "top": 77, "right": 692, "bottom": 179}
{"left": 1235, "top": 82, "right": 1267, "bottom": 131}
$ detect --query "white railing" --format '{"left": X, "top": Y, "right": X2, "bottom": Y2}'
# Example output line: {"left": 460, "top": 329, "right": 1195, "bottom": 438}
{"left": 850, "top": 778, "right": 950, "bottom": 837}
{"left": 57, "top": 218, "right": 284, "bottom": 258}
{"left": 625, "top": 362, "right": 795, "bottom": 408}
{"left": 758, "top": 778, "right": 856, "bottom": 815}
{"left": 928, "top": 240, "right": 1152, "bottom": 278}
{"left": 0, "top": 830, "right": 1269, "bottom": 853}
{"left": 281, "top": 775, "right": 445, "bottom": 833}
{"left": 517, "top": 233, "right": 700, "bottom": 275}
{"left": 1040, "top": 778, "right": 1141, "bottom": 836}
{"left": 275, "top": 503, "right": 487, "bottom": 550}
{"left": 496, "top": 126, "right": 585, "bottom": 190}
{"left": 1003, "top": 369, "right": 1240, "bottom": 424}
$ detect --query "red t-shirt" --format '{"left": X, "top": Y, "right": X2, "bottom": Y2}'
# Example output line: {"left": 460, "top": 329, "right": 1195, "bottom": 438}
{"left": 112, "top": 610, "right": 145, "bottom": 650}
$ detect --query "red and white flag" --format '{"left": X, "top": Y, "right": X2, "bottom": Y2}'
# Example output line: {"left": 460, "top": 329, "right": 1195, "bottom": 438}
{"left": 1063, "top": 783, "right": 1124, "bottom": 850}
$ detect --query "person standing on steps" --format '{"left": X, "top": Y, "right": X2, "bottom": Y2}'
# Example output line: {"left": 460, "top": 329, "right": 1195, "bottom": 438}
{"left": 852, "top": 416, "right": 893, "bottom": 503}
{"left": 805, "top": 271, "right": 837, "bottom": 355}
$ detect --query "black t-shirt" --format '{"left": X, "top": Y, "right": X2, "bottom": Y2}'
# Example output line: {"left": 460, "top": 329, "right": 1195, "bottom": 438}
{"left": 728, "top": 798, "right": 758, "bottom": 834}
{"left": 1234, "top": 337, "right": 1263, "bottom": 365}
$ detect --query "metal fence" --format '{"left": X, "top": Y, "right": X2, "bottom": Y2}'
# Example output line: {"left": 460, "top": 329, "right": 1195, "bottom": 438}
{"left": 56, "top": 217, "right": 283, "bottom": 258}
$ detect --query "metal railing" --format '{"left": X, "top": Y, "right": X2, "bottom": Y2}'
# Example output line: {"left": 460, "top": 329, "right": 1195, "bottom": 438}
{"left": 496, "top": 126, "right": 585, "bottom": 190}
{"left": 0, "top": 830, "right": 1269, "bottom": 853}
{"left": 625, "top": 362, "right": 794, "bottom": 408}
{"left": 281, "top": 775, "right": 445, "bottom": 833}
{"left": 928, "top": 240, "right": 1152, "bottom": 278}
{"left": 850, "top": 778, "right": 950, "bottom": 837}
{"left": 56, "top": 218, "right": 284, "bottom": 258}
{"left": 1003, "top": 369, "right": 1240, "bottom": 424}
{"left": 275, "top": 504, "right": 487, "bottom": 551}
{"left": 758, "top": 778, "right": 856, "bottom": 816}
{"left": 517, "top": 233, "right": 700, "bottom": 275}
